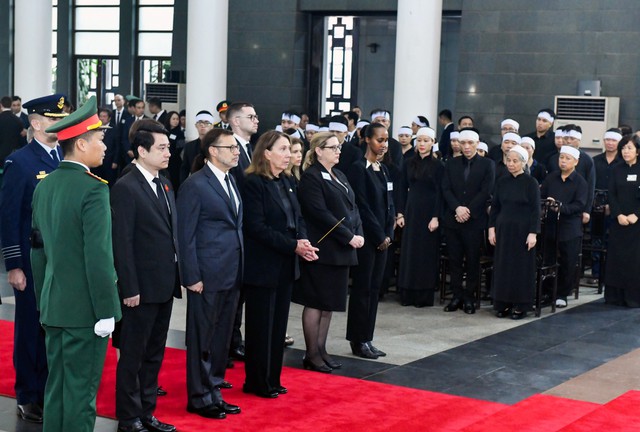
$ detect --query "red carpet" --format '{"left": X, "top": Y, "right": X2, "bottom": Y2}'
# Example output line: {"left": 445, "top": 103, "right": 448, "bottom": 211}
{"left": 2, "top": 319, "right": 639, "bottom": 431}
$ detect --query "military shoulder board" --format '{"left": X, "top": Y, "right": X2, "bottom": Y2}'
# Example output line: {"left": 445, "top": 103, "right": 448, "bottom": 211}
{"left": 85, "top": 171, "right": 109, "bottom": 184}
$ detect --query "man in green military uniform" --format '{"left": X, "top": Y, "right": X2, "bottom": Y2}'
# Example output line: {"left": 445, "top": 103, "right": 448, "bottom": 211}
{"left": 31, "top": 96, "right": 121, "bottom": 432}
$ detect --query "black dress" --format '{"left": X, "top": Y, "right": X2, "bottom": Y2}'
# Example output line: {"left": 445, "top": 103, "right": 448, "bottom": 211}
{"left": 489, "top": 172, "right": 540, "bottom": 309}
{"left": 397, "top": 153, "right": 444, "bottom": 306}
{"left": 167, "top": 126, "right": 185, "bottom": 191}
{"left": 605, "top": 161, "right": 640, "bottom": 307}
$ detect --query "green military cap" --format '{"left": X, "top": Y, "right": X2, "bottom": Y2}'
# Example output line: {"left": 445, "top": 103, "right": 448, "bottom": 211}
{"left": 125, "top": 94, "right": 142, "bottom": 102}
{"left": 45, "top": 96, "right": 110, "bottom": 140}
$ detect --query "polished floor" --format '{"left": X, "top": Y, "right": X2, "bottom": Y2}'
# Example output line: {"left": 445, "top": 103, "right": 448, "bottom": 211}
{"left": 2, "top": 270, "right": 639, "bottom": 431}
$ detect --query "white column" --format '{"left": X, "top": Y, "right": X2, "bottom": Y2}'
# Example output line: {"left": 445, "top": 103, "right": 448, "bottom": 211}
{"left": 14, "top": 0, "right": 53, "bottom": 101}
{"left": 392, "top": 0, "right": 442, "bottom": 136}
{"left": 185, "top": 0, "right": 228, "bottom": 141}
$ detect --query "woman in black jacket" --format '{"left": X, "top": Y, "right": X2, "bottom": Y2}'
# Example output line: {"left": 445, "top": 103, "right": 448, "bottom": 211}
{"left": 242, "top": 131, "right": 318, "bottom": 398}
{"left": 293, "top": 132, "right": 364, "bottom": 372}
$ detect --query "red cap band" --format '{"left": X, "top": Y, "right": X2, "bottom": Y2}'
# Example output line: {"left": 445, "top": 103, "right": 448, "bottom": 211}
{"left": 56, "top": 114, "right": 103, "bottom": 141}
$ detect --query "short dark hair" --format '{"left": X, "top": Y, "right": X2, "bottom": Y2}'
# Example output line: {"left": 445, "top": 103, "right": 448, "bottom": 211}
{"left": 457, "top": 115, "right": 473, "bottom": 126}
{"left": 131, "top": 119, "right": 169, "bottom": 159}
{"left": 147, "top": 97, "right": 162, "bottom": 108}
{"left": 98, "top": 107, "right": 111, "bottom": 118}
{"left": 191, "top": 128, "right": 235, "bottom": 173}
{"left": 438, "top": 109, "right": 452, "bottom": 121}
{"left": 618, "top": 135, "right": 640, "bottom": 153}
{"left": 415, "top": 115, "right": 430, "bottom": 127}
{"left": 619, "top": 124, "right": 633, "bottom": 136}
{"left": 226, "top": 102, "right": 254, "bottom": 121}
{"left": 1, "top": 96, "right": 12, "bottom": 108}
{"left": 538, "top": 108, "right": 556, "bottom": 118}
{"left": 343, "top": 111, "right": 358, "bottom": 124}
{"left": 128, "top": 99, "right": 142, "bottom": 108}
{"left": 329, "top": 115, "right": 348, "bottom": 126}
{"left": 59, "top": 130, "right": 98, "bottom": 156}
{"left": 11, "top": 95, "right": 21, "bottom": 102}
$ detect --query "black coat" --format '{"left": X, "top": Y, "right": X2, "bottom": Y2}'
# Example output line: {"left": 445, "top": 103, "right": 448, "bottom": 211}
{"left": 297, "top": 162, "right": 362, "bottom": 266}
{"left": 180, "top": 138, "right": 200, "bottom": 183}
{"left": 242, "top": 173, "right": 306, "bottom": 288}
{"left": 110, "top": 167, "right": 181, "bottom": 303}
{"left": 0, "top": 110, "right": 25, "bottom": 166}
{"left": 229, "top": 137, "right": 252, "bottom": 193}
{"left": 347, "top": 159, "right": 395, "bottom": 246}
{"left": 441, "top": 153, "right": 495, "bottom": 230}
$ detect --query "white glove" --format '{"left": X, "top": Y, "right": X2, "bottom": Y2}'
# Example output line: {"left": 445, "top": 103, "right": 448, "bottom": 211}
{"left": 94, "top": 317, "right": 115, "bottom": 338}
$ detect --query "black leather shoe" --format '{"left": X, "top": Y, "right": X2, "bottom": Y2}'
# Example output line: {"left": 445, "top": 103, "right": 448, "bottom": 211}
{"left": 186, "top": 403, "right": 226, "bottom": 419}
{"left": 117, "top": 420, "right": 148, "bottom": 432}
{"left": 495, "top": 307, "right": 511, "bottom": 318}
{"left": 463, "top": 301, "right": 476, "bottom": 314}
{"left": 242, "top": 384, "right": 279, "bottom": 398}
{"left": 443, "top": 298, "right": 462, "bottom": 312}
{"left": 156, "top": 386, "right": 167, "bottom": 396}
{"left": 229, "top": 346, "right": 245, "bottom": 361}
{"left": 511, "top": 309, "right": 527, "bottom": 320}
{"left": 17, "top": 403, "right": 43, "bottom": 423}
{"left": 220, "top": 380, "right": 233, "bottom": 389}
{"left": 214, "top": 400, "right": 241, "bottom": 415}
{"left": 349, "top": 342, "right": 379, "bottom": 359}
{"left": 323, "top": 356, "right": 342, "bottom": 369}
{"left": 284, "top": 335, "right": 294, "bottom": 346}
{"left": 141, "top": 416, "right": 175, "bottom": 432}
{"left": 367, "top": 342, "right": 386, "bottom": 357}
{"left": 274, "top": 385, "right": 288, "bottom": 394}
{"left": 303, "top": 356, "right": 333, "bottom": 372}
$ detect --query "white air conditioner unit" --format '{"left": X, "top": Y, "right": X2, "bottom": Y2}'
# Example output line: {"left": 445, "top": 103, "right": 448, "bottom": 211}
{"left": 554, "top": 95, "right": 620, "bottom": 150}
{"left": 144, "top": 83, "right": 186, "bottom": 115}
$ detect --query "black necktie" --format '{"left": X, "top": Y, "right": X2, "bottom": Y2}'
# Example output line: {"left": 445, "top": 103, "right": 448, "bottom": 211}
{"left": 50, "top": 149, "right": 59, "bottom": 164}
{"left": 116, "top": 111, "right": 121, "bottom": 124}
{"left": 224, "top": 174, "right": 238, "bottom": 217}
{"left": 463, "top": 160, "right": 471, "bottom": 181}
{"left": 246, "top": 143, "right": 252, "bottom": 159}
{"left": 152, "top": 178, "right": 171, "bottom": 222}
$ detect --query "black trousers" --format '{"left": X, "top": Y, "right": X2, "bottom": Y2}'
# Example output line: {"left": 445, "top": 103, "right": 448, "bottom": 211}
{"left": 116, "top": 299, "right": 173, "bottom": 424}
{"left": 186, "top": 287, "right": 240, "bottom": 409}
{"left": 243, "top": 259, "right": 293, "bottom": 393}
{"left": 445, "top": 226, "right": 484, "bottom": 302}
{"left": 13, "top": 275, "right": 47, "bottom": 405}
{"left": 229, "top": 291, "right": 244, "bottom": 352}
{"left": 557, "top": 237, "right": 582, "bottom": 298}
{"left": 347, "top": 242, "right": 387, "bottom": 343}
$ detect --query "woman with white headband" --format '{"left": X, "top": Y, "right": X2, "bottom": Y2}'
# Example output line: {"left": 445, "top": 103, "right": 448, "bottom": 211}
{"left": 605, "top": 135, "right": 640, "bottom": 307}
{"left": 396, "top": 127, "right": 444, "bottom": 307}
{"left": 520, "top": 136, "right": 547, "bottom": 184}
{"left": 488, "top": 145, "right": 540, "bottom": 319}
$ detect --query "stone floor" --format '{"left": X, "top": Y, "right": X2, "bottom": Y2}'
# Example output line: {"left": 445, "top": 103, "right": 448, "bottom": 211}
{"left": 2, "top": 272, "right": 640, "bottom": 431}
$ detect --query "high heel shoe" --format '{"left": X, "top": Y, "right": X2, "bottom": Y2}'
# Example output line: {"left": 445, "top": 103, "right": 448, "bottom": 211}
{"left": 322, "top": 356, "right": 342, "bottom": 369}
{"left": 302, "top": 356, "right": 332, "bottom": 373}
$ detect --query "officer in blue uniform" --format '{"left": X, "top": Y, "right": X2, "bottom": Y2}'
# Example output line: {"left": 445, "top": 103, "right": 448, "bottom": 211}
{"left": 0, "top": 94, "right": 67, "bottom": 423}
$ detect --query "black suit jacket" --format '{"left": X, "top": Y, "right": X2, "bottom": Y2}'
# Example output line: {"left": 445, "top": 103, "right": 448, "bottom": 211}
{"left": 111, "top": 167, "right": 181, "bottom": 303}
{"left": 180, "top": 138, "right": 200, "bottom": 183}
{"left": 177, "top": 165, "right": 243, "bottom": 296}
{"left": 298, "top": 162, "right": 362, "bottom": 266}
{"left": 347, "top": 159, "right": 395, "bottom": 246}
{"left": 439, "top": 123, "right": 454, "bottom": 160}
{"left": 242, "top": 173, "right": 307, "bottom": 288}
{"left": 441, "top": 153, "right": 495, "bottom": 229}
{"left": 229, "top": 137, "right": 252, "bottom": 192}
{"left": 0, "top": 110, "right": 25, "bottom": 165}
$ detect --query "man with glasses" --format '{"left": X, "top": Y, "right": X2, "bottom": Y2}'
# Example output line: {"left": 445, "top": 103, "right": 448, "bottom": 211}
{"left": 1, "top": 94, "right": 68, "bottom": 424}
{"left": 180, "top": 110, "right": 215, "bottom": 183}
{"left": 226, "top": 102, "right": 259, "bottom": 366}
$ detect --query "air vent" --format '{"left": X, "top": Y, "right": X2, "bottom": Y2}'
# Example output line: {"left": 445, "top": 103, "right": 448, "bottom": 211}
{"left": 554, "top": 96, "right": 620, "bottom": 150}
{"left": 145, "top": 83, "right": 179, "bottom": 103}
{"left": 556, "top": 97, "right": 606, "bottom": 122}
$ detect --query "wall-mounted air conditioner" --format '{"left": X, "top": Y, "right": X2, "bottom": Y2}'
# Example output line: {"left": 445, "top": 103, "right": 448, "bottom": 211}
{"left": 554, "top": 96, "right": 620, "bottom": 150}
{"left": 144, "top": 83, "right": 186, "bottom": 115}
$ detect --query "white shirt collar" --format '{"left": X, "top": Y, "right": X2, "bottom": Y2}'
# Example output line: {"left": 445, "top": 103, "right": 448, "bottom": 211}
{"left": 136, "top": 163, "right": 159, "bottom": 194}
{"left": 233, "top": 133, "right": 249, "bottom": 146}
{"left": 206, "top": 160, "right": 228, "bottom": 183}
{"left": 35, "top": 139, "right": 59, "bottom": 159}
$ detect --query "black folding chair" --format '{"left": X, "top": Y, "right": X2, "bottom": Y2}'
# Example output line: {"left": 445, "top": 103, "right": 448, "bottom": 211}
{"left": 535, "top": 199, "right": 562, "bottom": 317}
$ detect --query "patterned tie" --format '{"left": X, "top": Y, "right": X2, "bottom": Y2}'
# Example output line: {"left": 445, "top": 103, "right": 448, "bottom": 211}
{"left": 225, "top": 174, "right": 238, "bottom": 217}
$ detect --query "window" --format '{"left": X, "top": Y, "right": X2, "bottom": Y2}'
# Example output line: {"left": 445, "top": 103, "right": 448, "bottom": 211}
{"left": 323, "top": 17, "right": 359, "bottom": 116}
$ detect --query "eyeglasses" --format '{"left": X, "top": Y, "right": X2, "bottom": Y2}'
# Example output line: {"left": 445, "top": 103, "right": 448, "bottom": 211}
{"left": 322, "top": 145, "right": 342, "bottom": 153}
{"left": 212, "top": 145, "right": 240, "bottom": 152}
{"left": 196, "top": 121, "right": 212, "bottom": 126}
{"left": 236, "top": 114, "right": 259, "bottom": 121}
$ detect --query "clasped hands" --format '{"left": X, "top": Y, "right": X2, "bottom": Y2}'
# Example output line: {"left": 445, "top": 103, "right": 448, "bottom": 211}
{"left": 617, "top": 213, "right": 638, "bottom": 226}
{"left": 296, "top": 239, "right": 319, "bottom": 261}
{"left": 455, "top": 206, "right": 471, "bottom": 223}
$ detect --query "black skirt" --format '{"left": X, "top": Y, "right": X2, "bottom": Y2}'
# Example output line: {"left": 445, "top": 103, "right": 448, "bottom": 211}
{"left": 292, "top": 262, "right": 349, "bottom": 311}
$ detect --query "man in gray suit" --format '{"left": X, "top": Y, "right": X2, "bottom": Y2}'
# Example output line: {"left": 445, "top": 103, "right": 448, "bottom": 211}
{"left": 177, "top": 128, "right": 243, "bottom": 420}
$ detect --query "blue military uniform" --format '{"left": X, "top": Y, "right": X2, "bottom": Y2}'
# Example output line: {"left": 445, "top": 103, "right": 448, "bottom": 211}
{"left": 0, "top": 94, "right": 67, "bottom": 423}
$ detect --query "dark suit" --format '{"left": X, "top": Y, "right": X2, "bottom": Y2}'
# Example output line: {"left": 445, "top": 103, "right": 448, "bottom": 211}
{"left": 346, "top": 160, "right": 395, "bottom": 343}
{"left": 91, "top": 127, "right": 118, "bottom": 186}
{"left": 111, "top": 166, "right": 181, "bottom": 425}
{"left": 439, "top": 123, "right": 454, "bottom": 160}
{"left": 178, "top": 164, "right": 243, "bottom": 409}
{"left": 442, "top": 153, "right": 495, "bottom": 301}
{"left": 297, "top": 162, "right": 362, "bottom": 266}
{"left": 335, "top": 139, "right": 363, "bottom": 174}
{"left": 153, "top": 110, "right": 168, "bottom": 125}
{"left": 120, "top": 116, "right": 147, "bottom": 165}
{"left": 0, "top": 110, "right": 25, "bottom": 166}
{"left": 111, "top": 109, "right": 132, "bottom": 168}
{"left": 242, "top": 173, "right": 305, "bottom": 393}
{"left": 229, "top": 137, "right": 252, "bottom": 192}
{"left": 17, "top": 112, "right": 29, "bottom": 147}
{"left": 0, "top": 140, "right": 61, "bottom": 407}
{"left": 179, "top": 138, "right": 200, "bottom": 183}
